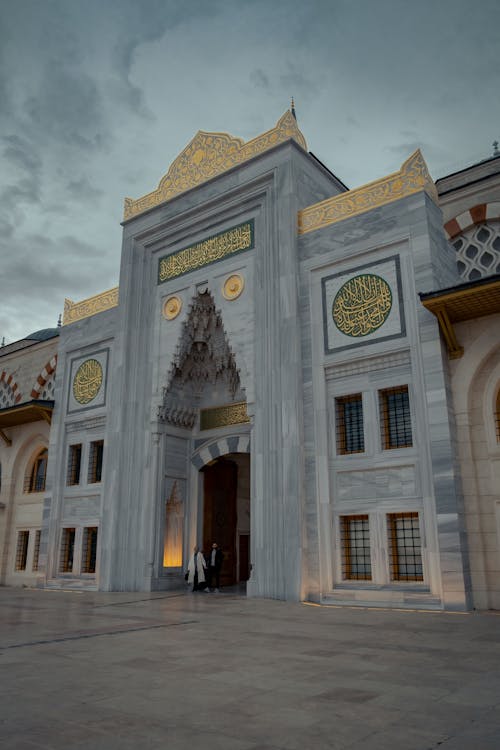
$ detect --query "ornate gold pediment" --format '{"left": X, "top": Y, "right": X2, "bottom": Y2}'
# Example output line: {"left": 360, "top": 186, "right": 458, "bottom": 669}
{"left": 63, "top": 287, "right": 119, "bottom": 325}
{"left": 298, "top": 150, "right": 439, "bottom": 235}
{"left": 124, "top": 110, "right": 307, "bottom": 220}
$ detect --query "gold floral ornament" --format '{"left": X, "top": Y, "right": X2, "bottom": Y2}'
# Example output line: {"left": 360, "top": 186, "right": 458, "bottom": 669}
{"left": 333, "top": 274, "right": 392, "bottom": 337}
{"left": 163, "top": 295, "right": 182, "bottom": 320}
{"left": 124, "top": 110, "right": 307, "bottom": 220}
{"left": 73, "top": 359, "right": 103, "bottom": 405}
{"left": 298, "top": 150, "right": 439, "bottom": 235}
{"left": 222, "top": 274, "right": 245, "bottom": 301}
{"left": 63, "top": 287, "right": 119, "bottom": 325}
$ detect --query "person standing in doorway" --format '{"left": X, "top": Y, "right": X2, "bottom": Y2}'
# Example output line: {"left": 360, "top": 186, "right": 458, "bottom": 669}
{"left": 207, "top": 542, "right": 224, "bottom": 592}
{"left": 187, "top": 545, "right": 207, "bottom": 592}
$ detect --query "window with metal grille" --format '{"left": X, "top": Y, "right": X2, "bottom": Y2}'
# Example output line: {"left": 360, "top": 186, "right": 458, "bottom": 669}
{"left": 15, "top": 530, "right": 29, "bottom": 571}
{"left": 336, "top": 394, "right": 364, "bottom": 454}
{"left": 379, "top": 386, "right": 412, "bottom": 449}
{"left": 66, "top": 444, "right": 82, "bottom": 486}
{"left": 59, "top": 528, "right": 75, "bottom": 573}
{"left": 88, "top": 441, "right": 104, "bottom": 483}
{"left": 340, "top": 515, "right": 372, "bottom": 580}
{"left": 81, "top": 527, "right": 98, "bottom": 574}
{"left": 32, "top": 530, "right": 41, "bottom": 571}
{"left": 387, "top": 512, "right": 423, "bottom": 581}
{"left": 24, "top": 449, "right": 48, "bottom": 493}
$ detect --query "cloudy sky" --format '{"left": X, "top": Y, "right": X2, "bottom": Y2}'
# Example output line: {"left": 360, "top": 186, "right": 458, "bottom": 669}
{"left": 1, "top": 0, "right": 499, "bottom": 343}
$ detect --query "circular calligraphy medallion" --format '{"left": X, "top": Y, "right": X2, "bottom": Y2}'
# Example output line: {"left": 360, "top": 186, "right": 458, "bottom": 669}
{"left": 163, "top": 295, "right": 182, "bottom": 320}
{"left": 73, "top": 359, "right": 103, "bottom": 405}
{"left": 332, "top": 274, "right": 392, "bottom": 337}
{"left": 222, "top": 273, "right": 244, "bottom": 301}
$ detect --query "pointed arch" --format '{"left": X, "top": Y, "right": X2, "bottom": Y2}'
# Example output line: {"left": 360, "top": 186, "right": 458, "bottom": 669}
{"left": 0, "top": 371, "right": 22, "bottom": 407}
{"left": 159, "top": 290, "right": 246, "bottom": 428}
{"left": 30, "top": 355, "right": 58, "bottom": 400}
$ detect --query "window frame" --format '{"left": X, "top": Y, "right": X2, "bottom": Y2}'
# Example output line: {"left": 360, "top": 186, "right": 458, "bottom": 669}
{"left": 335, "top": 393, "right": 365, "bottom": 455}
{"left": 24, "top": 448, "right": 48, "bottom": 493}
{"left": 15, "top": 530, "right": 30, "bottom": 571}
{"left": 386, "top": 511, "right": 424, "bottom": 582}
{"left": 87, "top": 440, "right": 104, "bottom": 484}
{"left": 66, "top": 444, "right": 82, "bottom": 486}
{"left": 379, "top": 385, "right": 413, "bottom": 450}
{"left": 81, "top": 526, "right": 98, "bottom": 574}
{"left": 340, "top": 514, "right": 372, "bottom": 581}
{"left": 59, "top": 527, "right": 76, "bottom": 573}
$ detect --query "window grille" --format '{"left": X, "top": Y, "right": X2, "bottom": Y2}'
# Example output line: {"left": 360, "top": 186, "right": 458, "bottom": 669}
{"left": 453, "top": 221, "right": 500, "bottom": 281}
{"left": 82, "top": 527, "right": 98, "bottom": 574}
{"left": 387, "top": 512, "right": 423, "bottom": 581}
{"left": 379, "top": 386, "right": 412, "bottom": 449}
{"left": 24, "top": 449, "right": 48, "bottom": 493}
{"left": 66, "top": 444, "right": 82, "bottom": 486}
{"left": 340, "top": 515, "right": 372, "bottom": 580}
{"left": 336, "top": 394, "right": 364, "bottom": 454}
{"left": 32, "top": 530, "right": 41, "bottom": 571}
{"left": 15, "top": 530, "right": 29, "bottom": 571}
{"left": 88, "top": 441, "right": 104, "bottom": 483}
{"left": 59, "top": 528, "right": 75, "bottom": 573}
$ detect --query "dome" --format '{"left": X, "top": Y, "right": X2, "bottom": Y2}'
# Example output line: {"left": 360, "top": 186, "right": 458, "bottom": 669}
{"left": 25, "top": 328, "right": 60, "bottom": 342}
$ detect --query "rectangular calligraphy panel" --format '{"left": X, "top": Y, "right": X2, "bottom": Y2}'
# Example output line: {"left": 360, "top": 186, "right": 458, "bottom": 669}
{"left": 158, "top": 220, "right": 254, "bottom": 284}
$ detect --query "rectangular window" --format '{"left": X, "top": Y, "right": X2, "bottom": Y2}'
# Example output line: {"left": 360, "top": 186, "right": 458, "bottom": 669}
{"left": 380, "top": 386, "right": 412, "bottom": 449}
{"left": 340, "top": 515, "right": 372, "bottom": 580}
{"left": 81, "top": 527, "right": 98, "bottom": 574}
{"left": 15, "top": 530, "right": 29, "bottom": 571}
{"left": 336, "top": 394, "right": 364, "bottom": 454}
{"left": 66, "top": 444, "right": 82, "bottom": 486}
{"left": 32, "top": 530, "right": 41, "bottom": 572}
{"left": 59, "top": 528, "right": 76, "bottom": 573}
{"left": 88, "top": 441, "right": 104, "bottom": 483}
{"left": 387, "top": 512, "right": 423, "bottom": 581}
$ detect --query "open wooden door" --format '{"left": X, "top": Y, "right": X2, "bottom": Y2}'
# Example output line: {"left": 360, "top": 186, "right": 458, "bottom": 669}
{"left": 202, "top": 459, "right": 237, "bottom": 586}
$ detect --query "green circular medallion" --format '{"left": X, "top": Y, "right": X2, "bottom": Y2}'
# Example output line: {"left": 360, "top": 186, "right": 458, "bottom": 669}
{"left": 332, "top": 274, "right": 392, "bottom": 337}
{"left": 73, "top": 359, "right": 103, "bottom": 405}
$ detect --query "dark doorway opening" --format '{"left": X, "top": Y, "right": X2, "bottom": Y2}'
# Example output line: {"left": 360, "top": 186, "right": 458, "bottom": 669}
{"left": 202, "top": 453, "right": 250, "bottom": 587}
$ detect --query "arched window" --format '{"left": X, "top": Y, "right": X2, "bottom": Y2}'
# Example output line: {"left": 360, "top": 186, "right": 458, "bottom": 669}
{"left": 24, "top": 449, "right": 48, "bottom": 493}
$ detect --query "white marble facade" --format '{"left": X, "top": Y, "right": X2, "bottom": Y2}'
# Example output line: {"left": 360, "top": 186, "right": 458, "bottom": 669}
{"left": 14, "top": 119, "right": 499, "bottom": 611}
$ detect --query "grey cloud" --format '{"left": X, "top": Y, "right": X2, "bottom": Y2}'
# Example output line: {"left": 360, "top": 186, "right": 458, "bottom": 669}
{"left": 2, "top": 135, "right": 42, "bottom": 174}
{"left": 23, "top": 61, "right": 106, "bottom": 152}
{"left": 279, "top": 63, "right": 319, "bottom": 99}
{"left": 250, "top": 69, "right": 271, "bottom": 89}
{"left": 66, "top": 177, "right": 104, "bottom": 206}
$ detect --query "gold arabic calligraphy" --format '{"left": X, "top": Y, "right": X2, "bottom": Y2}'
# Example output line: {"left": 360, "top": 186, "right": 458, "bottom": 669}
{"left": 158, "top": 221, "right": 253, "bottom": 283}
{"left": 333, "top": 274, "right": 392, "bottom": 337}
{"left": 73, "top": 359, "right": 103, "bottom": 405}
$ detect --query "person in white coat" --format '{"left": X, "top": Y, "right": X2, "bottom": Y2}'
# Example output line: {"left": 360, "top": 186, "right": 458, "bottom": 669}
{"left": 187, "top": 545, "right": 207, "bottom": 592}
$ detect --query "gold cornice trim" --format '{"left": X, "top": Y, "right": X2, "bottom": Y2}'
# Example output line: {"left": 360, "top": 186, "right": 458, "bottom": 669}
{"left": 124, "top": 110, "right": 307, "bottom": 220}
{"left": 63, "top": 287, "right": 119, "bottom": 326}
{"left": 298, "top": 150, "right": 438, "bottom": 235}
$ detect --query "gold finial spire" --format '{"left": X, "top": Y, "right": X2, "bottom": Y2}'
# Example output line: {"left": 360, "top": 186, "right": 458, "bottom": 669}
{"left": 291, "top": 97, "right": 296, "bottom": 120}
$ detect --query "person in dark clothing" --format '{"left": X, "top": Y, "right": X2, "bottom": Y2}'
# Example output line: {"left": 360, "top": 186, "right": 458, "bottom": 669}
{"left": 206, "top": 542, "right": 224, "bottom": 592}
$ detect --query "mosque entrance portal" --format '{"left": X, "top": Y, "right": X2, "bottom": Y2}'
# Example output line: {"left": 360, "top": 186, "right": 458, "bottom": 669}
{"left": 202, "top": 453, "right": 250, "bottom": 588}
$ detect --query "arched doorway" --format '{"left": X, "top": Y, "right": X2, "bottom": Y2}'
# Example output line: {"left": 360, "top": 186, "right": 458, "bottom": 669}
{"left": 201, "top": 452, "right": 250, "bottom": 587}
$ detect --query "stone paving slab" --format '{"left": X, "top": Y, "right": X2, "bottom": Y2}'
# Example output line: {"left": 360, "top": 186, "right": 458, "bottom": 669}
{"left": 0, "top": 587, "right": 499, "bottom": 749}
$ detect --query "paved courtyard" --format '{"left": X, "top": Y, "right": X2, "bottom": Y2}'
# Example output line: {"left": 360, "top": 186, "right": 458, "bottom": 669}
{"left": 1, "top": 587, "right": 499, "bottom": 750}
